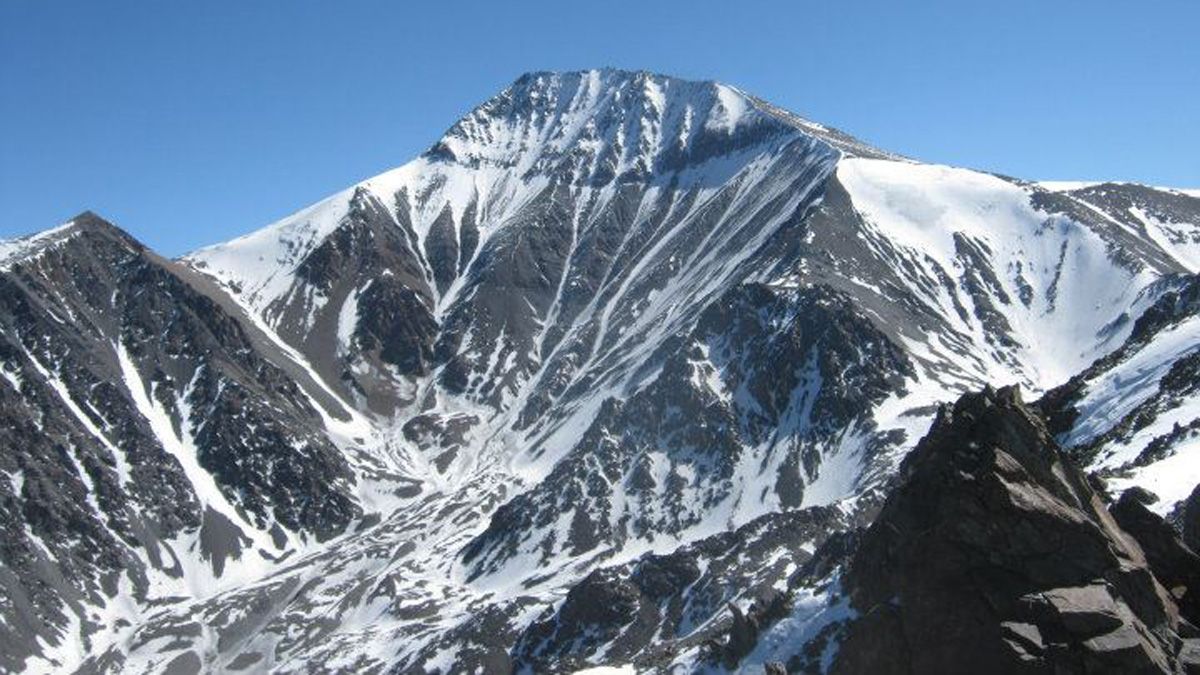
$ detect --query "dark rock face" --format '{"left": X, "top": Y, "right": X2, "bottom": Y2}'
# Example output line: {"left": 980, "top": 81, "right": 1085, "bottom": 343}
{"left": 833, "top": 386, "right": 1188, "bottom": 674}
{"left": 1185, "top": 485, "right": 1200, "bottom": 552}
{"left": 266, "top": 188, "right": 438, "bottom": 413}
{"left": 0, "top": 215, "right": 361, "bottom": 668}
{"left": 1112, "top": 491, "right": 1200, "bottom": 627}
{"left": 353, "top": 275, "right": 438, "bottom": 377}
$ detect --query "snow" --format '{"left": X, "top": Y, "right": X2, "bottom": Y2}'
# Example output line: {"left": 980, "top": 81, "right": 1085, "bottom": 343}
{"left": 183, "top": 70, "right": 797, "bottom": 326}
{"left": 6, "top": 469, "right": 23, "bottom": 496}
{"left": 423, "top": 644, "right": 459, "bottom": 672}
{"left": 184, "top": 264, "right": 374, "bottom": 446}
{"left": 1038, "top": 180, "right": 1200, "bottom": 197}
{"left": 798, "top": 424, "right": 872, "bottom": 508}
{"left": 1060, "top": 312, "right": 1200, "bottom": 513}
{"left": 1108, "top": 440, "right": 1200, "bottom": 515}
{"left": 510, "top": 137, "right": 837, "bottom": 486}
{"left": 1126, "top": 205, "right": 1200, "bottom": 273}
{"left": 1066, "top": 315, "right": 1200, "bottom": 448}
{"left": 840, "top": 157, "right": 1155, "bottom": 390}
{"left": 707, "top": 84, "right": 750, "bottom": 132}
{"left": 23, "top": 599, "right": 84, "bottom": 674}
{"left": 573, "top": 667, "right": 637, "bottom": 675}
{"left": 0, "top": 220, "right": 78, "bottom": 271}
{"left": 186, "top": 187, "right": 354, "bottom": 321}
{"left": 0, "top": 362, "right": 21, "bottom": 391}
{"left": 738, "top": 578, "right": 853, "bottom": 671}
{"left": 336, "top": 284, "right": 365, "bottom": 353}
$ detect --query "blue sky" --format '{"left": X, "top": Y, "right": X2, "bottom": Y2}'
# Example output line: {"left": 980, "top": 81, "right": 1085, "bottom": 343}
{"left": 2, "top": 1, "right": 1197, "bottom": 255}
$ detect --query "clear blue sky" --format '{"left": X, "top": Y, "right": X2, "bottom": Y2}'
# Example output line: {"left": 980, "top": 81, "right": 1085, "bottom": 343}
{"left": 2, "top": 1, "right": 1197, "bottom": 255}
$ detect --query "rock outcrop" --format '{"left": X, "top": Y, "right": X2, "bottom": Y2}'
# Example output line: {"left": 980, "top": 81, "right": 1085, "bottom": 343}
{"left": 832, "top": 386, "right": 1195, "bottom": 674}
{"left": 1112, "top": 490, "right": 1200, "bottom": 627}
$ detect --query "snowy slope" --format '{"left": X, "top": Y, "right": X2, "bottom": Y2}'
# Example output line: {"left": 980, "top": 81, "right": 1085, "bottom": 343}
{"left": 838, "top": 158, "right": 1158, "bottom": 388}
{"left": 1041, "top": 277, "right": 1200, "bottom": 514}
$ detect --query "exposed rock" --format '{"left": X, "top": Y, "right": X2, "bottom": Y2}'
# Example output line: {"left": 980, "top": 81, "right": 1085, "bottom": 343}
{"left": 1112, "top": 490, "right": 1200, "bottom": 626}
{"left": 725, "top": 602, "right": 761, "bottom": 666}
{"left": 1185, "top": 484, "right": 1200, "bottom": 552}
{"left": 832, "top": 386, "right": 1187, "bottom": 674}
{"left": 464, "top": 282, "right": 912, "bottom": 577}
{"left": 0, "top": 214, "right": 361, "bottom": 668}
{"left": 510, "top": 506, "right": 847, "bottom": 672}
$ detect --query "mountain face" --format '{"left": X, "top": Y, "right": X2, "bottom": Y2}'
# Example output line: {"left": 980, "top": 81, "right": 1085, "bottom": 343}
{"left": 1, "top": 69, "right": 1199, "bottom": 673}
{"left": 0, "top": 215, "right": 363, "bottom": 672}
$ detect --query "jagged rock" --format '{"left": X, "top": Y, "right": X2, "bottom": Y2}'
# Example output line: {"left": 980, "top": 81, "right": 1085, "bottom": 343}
{"left": 0, "top": 214, "right": 361, "bottom": 668}
{"left": 726, "top": 602, "right": 761, "bottom": 666}
{"left": 1112, "top": 490, "right": 1200, "bottom": 625}
{"left": 1125, "top": 485, "right": 1162, "bottom": 506}
{"left": 832, "top": 386, "right": 1187, "bottom": 674}
{"left": 1036, "top": 584, "right": 1135, "bottom": 637}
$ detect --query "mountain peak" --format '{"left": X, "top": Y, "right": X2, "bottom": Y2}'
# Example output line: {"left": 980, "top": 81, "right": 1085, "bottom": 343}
{"left": 60, "top": 210, "right": 144, "bottom": 252}
{"left": 66, "top": 209, "right": 124, "bottom": 234}
{"left": 0, "top": 211, "right": 141, "bottom": 271}
{"left": 424, "top": 68, "right": 809, "bottom": 184}
{"left": 424, "top": 68, "right": 891, "bottom": 179}
{"left": 9, "top": 66, "right": 1200, "bottom": 675}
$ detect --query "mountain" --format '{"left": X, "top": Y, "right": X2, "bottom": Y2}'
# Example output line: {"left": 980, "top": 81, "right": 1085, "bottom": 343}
{"left": 1, "top": 68, "right": 1198, "bottom": 673}
{"left": 0, "top": 213, "right": 363, "bottom": 672}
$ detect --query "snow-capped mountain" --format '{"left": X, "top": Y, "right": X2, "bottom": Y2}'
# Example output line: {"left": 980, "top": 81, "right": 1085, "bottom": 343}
{"left": 2, "top": 69, "right": 1199, "bottom": 673}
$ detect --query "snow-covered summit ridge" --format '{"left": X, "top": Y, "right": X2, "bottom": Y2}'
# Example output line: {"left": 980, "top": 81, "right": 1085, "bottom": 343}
{"left": 423, "top": 69, "right": 839, "bottom": 181}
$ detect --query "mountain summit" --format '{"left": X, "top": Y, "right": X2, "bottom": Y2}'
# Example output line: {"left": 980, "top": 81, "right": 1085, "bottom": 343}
{"left": 2, "top": 70, "right": 1199, "bottom": 673}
